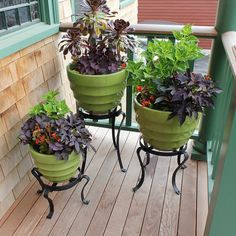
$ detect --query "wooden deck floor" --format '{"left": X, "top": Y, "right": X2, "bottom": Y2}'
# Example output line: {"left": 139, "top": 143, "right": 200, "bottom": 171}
{"left": 0, "top": 127, "right": 208, "bottom": 236}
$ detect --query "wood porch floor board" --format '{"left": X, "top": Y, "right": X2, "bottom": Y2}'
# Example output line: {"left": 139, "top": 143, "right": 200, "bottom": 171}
{"left": 0, "top": 128, "right": 208, "bottom": 236}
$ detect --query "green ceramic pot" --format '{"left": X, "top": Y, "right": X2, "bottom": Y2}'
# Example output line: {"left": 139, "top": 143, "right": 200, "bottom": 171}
{"left": 134, "top": 96, "right": 200, "bottom": 151}
{"left": 67, "top": 65, "right": 128, "bottom": 114}
{"left": 29, "top": 146, "right": 81, "bottom": 183}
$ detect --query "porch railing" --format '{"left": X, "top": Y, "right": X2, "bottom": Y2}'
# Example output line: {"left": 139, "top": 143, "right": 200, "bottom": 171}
{"left": 59, "top": 23, "right": 217, "bottom": 132}
{"left": 204, "top": 31, "right": 236, "bottom": 236}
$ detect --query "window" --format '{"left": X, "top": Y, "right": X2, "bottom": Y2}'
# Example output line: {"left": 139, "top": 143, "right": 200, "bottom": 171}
{"left": 0, "top": 1, "right": 59, "bottom": 59}
{"left": 0, "top": 0, "right": 40, "bottom": 35}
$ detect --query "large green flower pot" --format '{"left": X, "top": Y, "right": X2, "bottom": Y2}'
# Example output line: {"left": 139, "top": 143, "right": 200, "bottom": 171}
{"left": 67, "top": 65, "right": 128, "bottom": 114}
{"left": 134, "top": 96, "right": 200, "bottom": 150}
{"left": 29, "top": 146, "right": 81, "bottom": 183}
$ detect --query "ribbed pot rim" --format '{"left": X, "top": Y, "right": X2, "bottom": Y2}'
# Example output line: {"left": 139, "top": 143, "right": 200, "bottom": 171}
{"left": 30, "top": 146, "right": 57, "bottom": 158}
{"left": 29, "top": 146, "right": 78, "bottom": 160}
{"left": 67, "top": 64, "right": 126, "bottom": 78}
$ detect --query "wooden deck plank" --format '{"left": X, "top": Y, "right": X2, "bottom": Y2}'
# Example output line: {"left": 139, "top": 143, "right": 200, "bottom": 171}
{"left": 67, "top": 131, "right": 129, "bottom": 236}
{"left": 196, "top": 161, "right": 208, "bottom": 236}
{"left": 0, "top": 179, "right": 36, "bottom": 227}
{"left": 0, "top": 128, "right": 208, "bottom": 236}
{"left": 0, "top": 181, "right": 41, "bottom": 235}
{"left": 48, "top": 129, "right": 114, "bottom": 236}
{"left": 178, "top": 158, "right": 197, "bottom": 236}
{"left": 103, "top": 137, "right": 144, "bottom": 236}
{"left": 122, "top": 156, "right": 158, "bottom": 236}
{"left": 13, "top": 189, "right": 58, "bottom": 235}
{"left": 85, "top": 132, "right": 140, "bottom": 236}
{"left": 141, "top": 156, "right": 171, "bottom": 236}
{"left": 159, "top": 157, "right": 183, "bottom": 236}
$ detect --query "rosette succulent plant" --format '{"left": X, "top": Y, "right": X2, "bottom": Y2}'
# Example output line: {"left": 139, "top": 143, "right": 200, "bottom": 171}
{"left": 59, "top": 0, "right": 136, "bottom": 75}
{"left": 19, "top": 91, "right": 93, "bottom": 160}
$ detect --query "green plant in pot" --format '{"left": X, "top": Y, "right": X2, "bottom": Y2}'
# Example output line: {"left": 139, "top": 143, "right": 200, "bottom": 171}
{"left": 127, "top": 25, "right": 222, "bottom": 150}
{"left": 19, "top": 91, "right": 93, "bottom": 183}
{"left": 59, "top": 0, "right": 136, "bottom": 114}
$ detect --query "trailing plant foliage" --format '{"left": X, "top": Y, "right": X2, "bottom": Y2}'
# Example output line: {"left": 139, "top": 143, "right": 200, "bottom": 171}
{"left": 127, "top": 25, "right": 222, "bottom": 124}
{"left": 19, "top": 91, "right": 93, "bottom": 160}
{"left": 59, "top": 0, "right": 136, "bottom": 75}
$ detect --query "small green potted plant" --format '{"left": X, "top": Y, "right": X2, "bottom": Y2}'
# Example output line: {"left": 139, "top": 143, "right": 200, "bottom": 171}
{"left": 59, "top": 0, "right": 136, "bottom": 114}
{"left": 127, "top": 25, "right": 221, "bottom": 150}
{"left": 19, "top": 91, "right": 93, "bottom": 183}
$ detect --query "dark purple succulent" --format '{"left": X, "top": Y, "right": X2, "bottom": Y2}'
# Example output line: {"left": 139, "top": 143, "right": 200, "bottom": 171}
{"left": 59, "top": 0, "right": 136, "bottom": 75}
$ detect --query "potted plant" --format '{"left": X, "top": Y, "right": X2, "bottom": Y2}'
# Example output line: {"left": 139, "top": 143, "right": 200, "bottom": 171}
{"left": 59, "top": 0, "right": 136, "bottom": 114}
{"left": 19, "top": 91, "right": 93, "bottom": 183}
{"left": 127, "top": 25, "right": 221, "bottom": 150}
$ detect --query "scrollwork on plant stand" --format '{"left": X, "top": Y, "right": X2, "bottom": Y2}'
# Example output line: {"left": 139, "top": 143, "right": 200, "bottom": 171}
{"left": 31, "top": 147, "right": 90, "bottom": 219}
{"left": 133, "top": 136, "right": 189, "bottom": 195}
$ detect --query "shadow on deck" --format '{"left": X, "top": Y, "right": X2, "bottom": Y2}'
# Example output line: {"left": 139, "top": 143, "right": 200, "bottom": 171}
{"left": 0, "top": 127, "right": 208, "bottom": 236}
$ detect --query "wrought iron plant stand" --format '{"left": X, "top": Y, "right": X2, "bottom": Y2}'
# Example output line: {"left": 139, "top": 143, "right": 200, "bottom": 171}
{"left": 133, "top": 136, "right": 189, "bottom": 194}
{"left": 78, "top": 103, "right": 127, "bottom": 172}
{"left": 31, "top": 148, "right": 90, "bottom": 219}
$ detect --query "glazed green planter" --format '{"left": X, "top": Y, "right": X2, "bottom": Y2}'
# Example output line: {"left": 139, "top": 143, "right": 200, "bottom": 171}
{"left": 67, "top": 65, "right": 128, "bottom": 114}
{"left": 29, "top": 146, "right": 81, "bottom": 183}
{"left": 134, "top": 96, "right": 200, "bottom": 151}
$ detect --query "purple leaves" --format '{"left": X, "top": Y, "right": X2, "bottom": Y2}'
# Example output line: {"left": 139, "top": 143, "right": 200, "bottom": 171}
{"left": 19, "top": 113, "right": 93, "bottom": 160}
{"left": 156, "top": 72, "right": 222, "bottom": 125}
{"left": 59, "top": 0, "right": 136, "bottom": 75}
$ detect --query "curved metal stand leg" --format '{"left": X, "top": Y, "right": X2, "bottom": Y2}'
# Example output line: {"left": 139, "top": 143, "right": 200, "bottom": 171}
{"left": 111, "top": 115, "right": 117, "bottom": 148}
{"left": 81, "top": 175, "right": 90, "bottom": 205}
{"left": 116, "top": 111, "right": 127, "bottom": 172}
{"left": 133, "top": 147, "right": 145, "bottom": 192}
{"left": 177, "top": 146, "right": 187, "bottom": 169}
{"left": 143, "top": 140, "right": 150, "bottom": 167}
{"left": 172, "top": 152, "right": 189, "bottom": 195}
{"left": 43, "top": 189, "right": 54, "bottom": 219}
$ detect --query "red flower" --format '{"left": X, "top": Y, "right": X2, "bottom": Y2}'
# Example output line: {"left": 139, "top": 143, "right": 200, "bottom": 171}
{"left": 149, "top": 95, "right": 156, "bottom": 103}
{"left": 141, "top": 99, "right": 151, "bottom": 107}
{"left": 40, "top": 135, "right": 45, "bottom": 142}
{"left": 35, "top": 138, "right": 40, "bottom": 145}
{"left": 137, "top": 85, "right": 143, "bottom": 92}
{"left": 121, "top": 63, "right": 126, "bottom": 69}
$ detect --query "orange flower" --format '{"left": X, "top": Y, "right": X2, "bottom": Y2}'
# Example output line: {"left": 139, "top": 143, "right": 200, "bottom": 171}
{"left": 141, "top": 99, "right": 151, "bottom": 107}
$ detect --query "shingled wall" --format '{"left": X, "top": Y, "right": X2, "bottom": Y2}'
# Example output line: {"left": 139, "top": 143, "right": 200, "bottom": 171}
{"left": 0, "top": 0, "right": 137, "bottom": 219}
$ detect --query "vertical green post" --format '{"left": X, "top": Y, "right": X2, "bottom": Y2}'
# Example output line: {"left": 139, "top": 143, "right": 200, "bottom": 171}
{"left": 204, "top": 108, "right": 236, "bottom": 236}
{"left": 192, "top": 0, "right": 236, "bottom": 160}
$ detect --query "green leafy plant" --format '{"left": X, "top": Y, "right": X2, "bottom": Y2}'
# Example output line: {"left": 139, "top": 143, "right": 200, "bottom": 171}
{"left": 29, "top": 91, "right": 70, "bottom": 119}
{"left": 127, "top": 25, "right": 222, "bottom": 124}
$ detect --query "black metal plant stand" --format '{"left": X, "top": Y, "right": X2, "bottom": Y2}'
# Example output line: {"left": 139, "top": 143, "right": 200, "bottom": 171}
{"left": 77, "top": 104, "right": 127, "bottom": 172}
{"left": 31, "top": 148, "right": 90, "bottom": 219}
{"left": 133, "top": 136, "right": 189, "bottom": 195}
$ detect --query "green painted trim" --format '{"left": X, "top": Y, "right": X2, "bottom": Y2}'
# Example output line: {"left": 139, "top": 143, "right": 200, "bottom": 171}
{"left": 0, "top": 23, "right": 59, "bottom": 59}
{"left": 52, "top": 0, "right": 60, "bottom": 24}
{"left": 207, "top": 141, "right": 214, "bottom": 201}
{"left": 0, "top": 0, "right": 60, "bottom": 59}
{"left": 205, "top": 113, "right": 236, "bottom": 236}
{"left": 119, "top": 0, "right": 135, "bottom": 9}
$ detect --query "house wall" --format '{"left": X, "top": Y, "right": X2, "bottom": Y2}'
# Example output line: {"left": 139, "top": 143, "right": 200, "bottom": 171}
{"left": 138, "top": 0, "right": 218, "bottom": 48}
{"left": 0, "top": 0, "right": 137, "bottom": 219}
